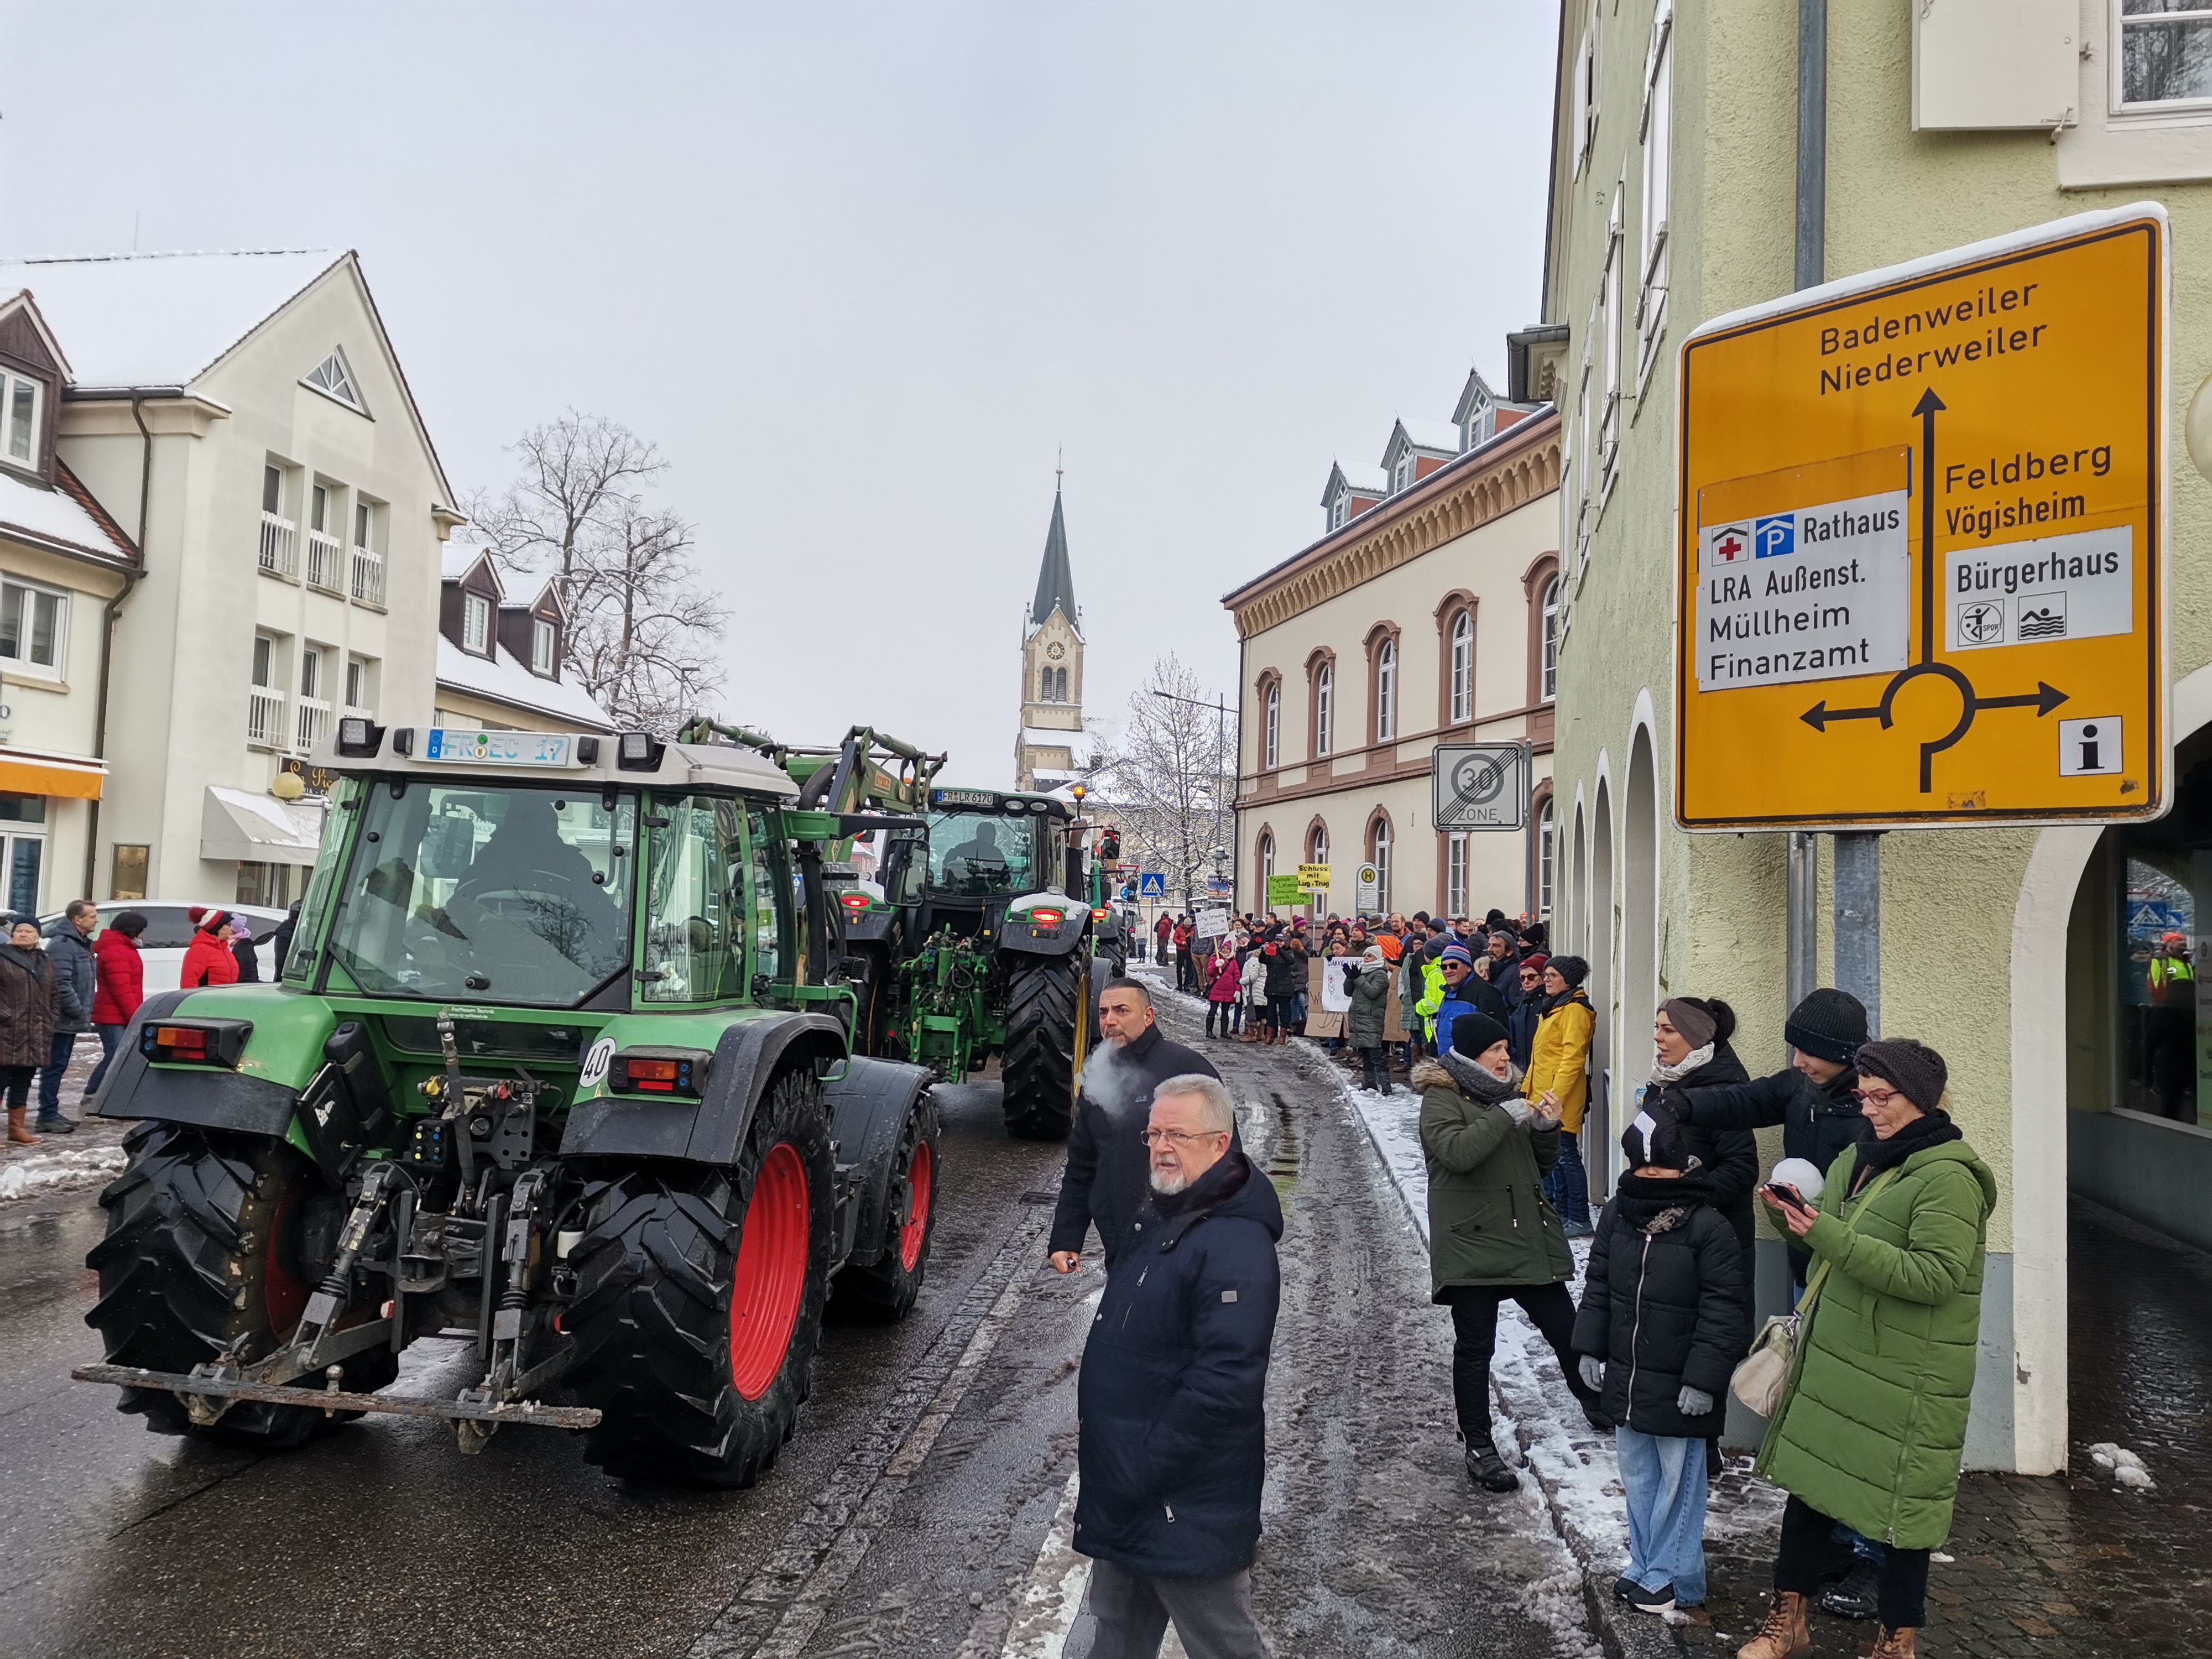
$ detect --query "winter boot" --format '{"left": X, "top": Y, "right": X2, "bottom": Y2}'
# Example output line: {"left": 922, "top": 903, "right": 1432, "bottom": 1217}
{"left": 1736, "top": 1592, "right": 1812, "bottom": 1659}
{"left": 1864, "top": 1630, "right": 1917, "bottom": 1659}
{"left": 1820, "top": 1558, "right": 1882, "bottom": 1621}
{"left": 35, "top": 1112, "right": 76, "bottom": 1134}
{"left": 1464, "top": 1439, "right": 1519, "bottom": 1493}
{"left": 7, "top": 1108, "right": 36, "bottom": 1145}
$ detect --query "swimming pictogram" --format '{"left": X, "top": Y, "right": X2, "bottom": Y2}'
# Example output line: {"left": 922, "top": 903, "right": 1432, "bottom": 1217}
{"left": 1797, "top": 389, "right": 2069, "bottom": 791}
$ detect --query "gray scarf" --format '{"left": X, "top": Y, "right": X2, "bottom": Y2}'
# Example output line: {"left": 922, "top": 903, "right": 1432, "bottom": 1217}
{"left": 1440, "top": 1046, "right": 1527, "bottom": 1107}
{"left": 1646, "top": 1040, "right": 1715, "bottom": 1092}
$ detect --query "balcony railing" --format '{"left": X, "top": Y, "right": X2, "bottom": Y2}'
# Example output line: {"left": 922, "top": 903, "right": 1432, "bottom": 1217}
{"left": 350, "top": 544, "right": 384, "bottom": 606}
{"left": 247, "top": 687, "right": 286, "bottom": 748}
{"left": 305, "top": 529, "right": 342, "bottom": 592}
{"left": 294, "top": 696, "right": 331, "bottom": 754}
{"left": 258, "top": 512, "right": 298, "bottom": 578}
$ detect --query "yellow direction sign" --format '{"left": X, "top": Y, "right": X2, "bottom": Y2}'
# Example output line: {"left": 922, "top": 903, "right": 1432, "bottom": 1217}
{"left": 1675, "top": 206, "right": 2168, "bottom": 830}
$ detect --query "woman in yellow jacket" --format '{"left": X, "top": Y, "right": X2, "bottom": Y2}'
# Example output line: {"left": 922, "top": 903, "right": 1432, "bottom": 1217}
{"left": 1523, "top": 955, "right": 1595, "bottom": 1234}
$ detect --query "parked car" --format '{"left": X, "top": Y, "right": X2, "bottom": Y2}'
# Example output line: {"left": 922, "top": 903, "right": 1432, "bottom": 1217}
{"left": 38, "top": 903, "right": 291, "bottom": 997}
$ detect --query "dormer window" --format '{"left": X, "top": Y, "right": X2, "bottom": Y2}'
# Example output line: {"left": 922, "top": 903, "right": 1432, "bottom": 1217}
{"left": 1, "top": 370, "right": 41, "bottom": 469}
{"left": 1391, "top": 452, "right": 1413, "bottom": 493}
{"left": 532, "top": 618, "right": 556, "bottom": 675}
{"left": 463, "top": 592, "right": 492, "bottom": 654}
{"left": 1463, "top": 399, "right": 1493, "bottom": 451}
{"left": 302, "top": 349, "right": 365, "bottom": 413}
{"left": 1330, "top": 492, "right": 1349, "bottom": 530}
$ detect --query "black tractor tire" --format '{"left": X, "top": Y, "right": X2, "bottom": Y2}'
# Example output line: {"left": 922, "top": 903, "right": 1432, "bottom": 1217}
{"left": 831, "top": 1091, "right": 942, "bottom": 1321}
{"left": 999, "top": 954, "right": 1089, "bottom": 1140}
{"left": 84, "top": 1120, "right": 394, "bottom": 1447}
{"left": 567, "top": 1067, "right": 834, "bottom": 1488}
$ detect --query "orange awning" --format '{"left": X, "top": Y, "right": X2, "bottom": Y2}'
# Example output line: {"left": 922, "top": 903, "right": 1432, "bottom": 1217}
{"left": 0, "top": 754, "right": 104, "bottom": 800}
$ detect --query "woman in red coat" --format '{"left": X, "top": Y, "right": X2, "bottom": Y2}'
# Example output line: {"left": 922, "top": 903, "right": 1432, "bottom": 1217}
{"left": 87, "top": 910, "right": 149, "bottom": 1098}
{"left": 181, "top": 910, "right": 242, "bottom": 991}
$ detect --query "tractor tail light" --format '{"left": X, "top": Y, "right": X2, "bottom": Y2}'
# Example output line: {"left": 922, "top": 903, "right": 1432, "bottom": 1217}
{"left": 608, "top": 1048, "right": 712, "bottom": 1098}
{"left": 840, "top": 891, "right": 871, "bottom": 912}
{"left": 140, "top": 1020, "right": 252, "bottom": 1067}
{"left": 1029, "top": 907, "right": 1065, "bottom": 928}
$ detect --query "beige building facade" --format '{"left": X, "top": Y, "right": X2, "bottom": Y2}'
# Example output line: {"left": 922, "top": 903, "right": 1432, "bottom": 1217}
{"left": 1538, "top": 0, "right": 2212, "bottom": 1472}
{"left": 1229, "top": 392, "right": 1562, "bottom": 922}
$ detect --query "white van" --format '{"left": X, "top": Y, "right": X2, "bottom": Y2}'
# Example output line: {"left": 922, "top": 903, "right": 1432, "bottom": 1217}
{"left": 39, "top": 904, "right": 292, "bottom": 998}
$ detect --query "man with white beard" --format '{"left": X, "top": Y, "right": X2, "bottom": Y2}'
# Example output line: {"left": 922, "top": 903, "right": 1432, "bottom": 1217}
{"left": 1048, "top": 979, "right": 1220, "bottom": 1273}
{"left": 1071, "top": 1075, "right": 1282, "bottom": 1658}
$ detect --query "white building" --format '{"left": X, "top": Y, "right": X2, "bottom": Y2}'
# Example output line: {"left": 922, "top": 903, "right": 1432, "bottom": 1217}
{"left": 0, "top": 250, "right": 463, "bottom": 906}
{"left": 433, "top": 545, "right": 614, "bottom": 734}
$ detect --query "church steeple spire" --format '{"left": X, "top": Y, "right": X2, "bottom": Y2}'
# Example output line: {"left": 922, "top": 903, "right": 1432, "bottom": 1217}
{"left": 1029, "top": 478, "right": 1078, "bottom": 634}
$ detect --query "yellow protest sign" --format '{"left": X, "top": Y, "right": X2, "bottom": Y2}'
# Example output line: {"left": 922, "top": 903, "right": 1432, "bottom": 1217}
{"left": 1675, "top": 207, "right": 2167, "bottom": 829}
{"left": 1297, "top": 863, "right": 1332, "bottom": 892}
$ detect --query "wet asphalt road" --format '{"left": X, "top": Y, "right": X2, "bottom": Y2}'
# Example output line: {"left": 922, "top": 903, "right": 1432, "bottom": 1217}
{"left": 0, "top": 995, "right": 1582, "bottom": 1659}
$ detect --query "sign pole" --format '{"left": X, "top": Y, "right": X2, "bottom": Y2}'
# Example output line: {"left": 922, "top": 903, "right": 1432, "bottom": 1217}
{"left": 1786, "top": 14, "right": 1827, "bottom": 1039}
{"left": 1833, "top": 832, "right": 1881, "bottom": 1037}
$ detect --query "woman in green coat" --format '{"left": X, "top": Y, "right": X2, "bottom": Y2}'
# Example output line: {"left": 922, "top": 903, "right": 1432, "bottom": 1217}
{"left": 1418, "top": 1010, "right": 1609, "bottom": 1495}
{"left": 1738, "top": 1037, "right": 1996, "bottom": 1659}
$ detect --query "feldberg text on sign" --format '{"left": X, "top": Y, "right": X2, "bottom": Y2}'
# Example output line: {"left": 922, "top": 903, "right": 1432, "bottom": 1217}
{"left": 1697, "top": 486, "right": 1911, "bottom": 690}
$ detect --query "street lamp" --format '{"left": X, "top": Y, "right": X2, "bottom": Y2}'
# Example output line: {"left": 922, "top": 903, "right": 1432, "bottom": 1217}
{"left": 1152, "top": 687, "right": 1235, "bottom": 904}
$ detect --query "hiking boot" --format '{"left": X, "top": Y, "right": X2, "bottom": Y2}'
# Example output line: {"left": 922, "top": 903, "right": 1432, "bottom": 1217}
{"left": 1464, "top": 1440, "right": 1519, "bottom": 1493}
{"left": 1736, "top": 1592, "right": 1812, "bottom": 1659}
{"left": 35, "top": 1114, "right": 76, "bottom": 1135}
{"left": 1820, "top": 1559, "right": 1881, "bottom": 1621}
{"left": 1864, "top": 1629, "right": 1917, "bottom": 1659}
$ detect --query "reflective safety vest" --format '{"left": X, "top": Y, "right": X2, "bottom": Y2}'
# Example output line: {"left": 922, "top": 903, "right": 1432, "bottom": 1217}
{"left": 2150, "top": 954, "right": 2195, "bottom": 1001}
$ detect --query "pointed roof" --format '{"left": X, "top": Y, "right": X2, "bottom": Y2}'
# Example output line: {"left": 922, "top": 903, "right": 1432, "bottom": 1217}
{"left": 1029, "top": 486, "right": 1078, "bottom": 630}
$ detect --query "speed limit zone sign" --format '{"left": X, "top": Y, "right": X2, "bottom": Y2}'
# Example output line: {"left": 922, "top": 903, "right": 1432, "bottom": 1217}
{"left": 1432, "top": 743, "right": 1530, "bottom": 831}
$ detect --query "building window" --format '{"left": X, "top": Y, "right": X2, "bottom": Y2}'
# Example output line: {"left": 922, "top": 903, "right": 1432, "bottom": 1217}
{"left": 300, "top": 645, "right": 321, "bottom": 700}
{"left": 1447, "top": 832, "right": 1468, "bottom": 919}
{"left": 303, "top": 349, "right": 364, "bottom": 411}
{"left": 1264, "top": 683, "right": 1280, "bottom": 769}
{"left": 0, "top": 794, "right": 45, "bottom": 916}
{"left": 1637, "top": 3, "right": 1674, "bottom": 392}
{"left": 345, "top": 656, "right": 373, "bottom": 712}
{"left": 263, "top": 465, "right": 284, "bottom": 515}
{"left": 1449, "top": 611, "right": 1474, "bottom": 724}
{"left": 1, "top": 370, "right": 41, "bottom": 469}
{"left": 111, "top": 843, "right": 149, "bottom": 902}
{"left": 2119, "top": 4, "right": 2212, "bottom": 108}
{"left": 1314, "top": 662, "right": 1333, "bottom": 757}
{"left": 1331, "top": 492, "right": 1349, "bottom": 530}
{"left": 1258, "top": 831, "right": 1275, "bottom": 905}
{"left": 1308, "top": 823, "right": 1328, "bottom": 919}
{"left": 1541, "top": 579, "right": 1561, "bottom": 702}
{"left": 1370, "top": 818, "right": 1391, "bottom": 915}
{"left": 1600, "top": 185, "right": 1625, "bottom": 494}
{"left": 533, "top": 619, "right": 557, "bottom": 675}
{"left": 1571, "top": 4, "right": 1599, "bottom": 176}
{"left": 1375, "top": 638, "right": 1397, "bottom": 742}
{"left": 463, "top": 592, "right": 492, "bottom": 654}
{"left": 252, "top": 634, "right": 275, "bottom": 688}
{"left": 1392, "top": 451, "right": 1413, "bottom": 493}
{"left": 0, "top": 577, "right": 65, "bottom": 677}
{"left": 1538, "top": 797, "right": 1556, "bottom": 920}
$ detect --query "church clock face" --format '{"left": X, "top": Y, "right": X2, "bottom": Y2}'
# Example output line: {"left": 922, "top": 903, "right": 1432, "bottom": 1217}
{"left": 1046, "top": 642, "right": 1066, "bottom": 660}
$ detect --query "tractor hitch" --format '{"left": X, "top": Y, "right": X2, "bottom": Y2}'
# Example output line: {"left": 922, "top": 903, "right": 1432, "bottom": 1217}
{"left": 71, "top": 1364, "right": 599, "bottom": 1431}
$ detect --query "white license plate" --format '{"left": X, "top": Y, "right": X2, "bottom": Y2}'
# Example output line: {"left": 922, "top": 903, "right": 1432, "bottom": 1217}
{"left": 422, "top": 729, "right": 574, "bottom": 766}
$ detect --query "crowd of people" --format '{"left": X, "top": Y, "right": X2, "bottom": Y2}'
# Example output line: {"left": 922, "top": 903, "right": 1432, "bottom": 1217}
{"left": 1066, "top": 919, "right": 1996, "bottom": 1659}
{"left": 0, "top": 901, "right": 284, "bottom": 1145}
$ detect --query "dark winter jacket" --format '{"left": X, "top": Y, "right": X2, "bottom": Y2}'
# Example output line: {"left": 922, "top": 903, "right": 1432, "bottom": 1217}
{"left": 1671, "top": 1064, "right": 1871, "bottom": 1175}
{"left": 43, "top": 919, "right": 94, "bottom": 1034}
{"left": 232, "top": 934, "right": 261, "bottom": 983}
{"left": 0, "top": 942, "right": 57, "bottom": 1068}
{"left": 1049, "top": 1021, "right": 1223, "bottom": 1265}
{"left": 1345, "top": 961, "right": 1390, "bottom": 1047}
{"left": 1506, "top": 993, "right": 1543, "bottom": 1072}
{"left": 1647, "top": 1042, "right": 1760, "bottom": 1250}
{"left": 1075, "top": 1149, "right": 1283, "bottom": 1578}
{"left": 1261, "top": 943, "right": 1304, "bottom": 1000}
{"left": 1572, "top": 1170, "right": 1750, "bottom": 1438}
{"left": 91, "top": 929, "right": 145, "bottom": 1026}
{"left": 1417, "top": 1050, "right": 1573, "bottom": 1296}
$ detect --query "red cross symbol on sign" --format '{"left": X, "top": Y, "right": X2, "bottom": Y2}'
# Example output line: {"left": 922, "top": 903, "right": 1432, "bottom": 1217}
{"left": 1713, "top": 528, "right": 1747, "bottom": 564}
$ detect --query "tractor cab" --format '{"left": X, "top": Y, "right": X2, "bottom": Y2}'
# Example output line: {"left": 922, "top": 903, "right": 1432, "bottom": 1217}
{"left": 900, "top": 786, "right": 1083, "bottom": 943}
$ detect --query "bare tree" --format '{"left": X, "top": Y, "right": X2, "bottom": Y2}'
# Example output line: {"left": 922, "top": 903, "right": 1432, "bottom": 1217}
{"left": 1092, "top": 654, "right": 1232, "bottom": 911}
{"left": 466, "top": 412, "right": 728, "bottom": 728}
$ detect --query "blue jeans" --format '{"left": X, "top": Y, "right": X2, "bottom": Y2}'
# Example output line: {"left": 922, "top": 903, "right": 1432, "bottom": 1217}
{"left": 1545, "top": 1129, "right": 1592, "bottom": 1227}
{"left": 87, "top": 1023, "right": 129, "bottom": 1097}
{"left": 36, "top": 1029, "right": 79, "bottom": 1119}
{"left": 1616, "top": 1425, "right": 1709, "bottom": 1605}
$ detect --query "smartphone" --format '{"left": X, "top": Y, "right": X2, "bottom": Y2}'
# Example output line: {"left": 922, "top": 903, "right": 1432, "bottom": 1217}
{"left": 1763, "top": 1182, "right": 1810, "bottom": 1213}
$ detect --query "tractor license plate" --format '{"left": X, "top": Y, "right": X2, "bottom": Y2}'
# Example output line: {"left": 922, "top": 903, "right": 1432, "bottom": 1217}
{"left": 423, "top": 729, "right": 576, "bottom": 766}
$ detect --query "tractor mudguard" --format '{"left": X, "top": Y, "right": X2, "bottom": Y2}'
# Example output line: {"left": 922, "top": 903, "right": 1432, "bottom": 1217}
{"left": 558, "top": 1011, "right": 847, "bottom": 1164}
{"left": 843, "top": 910, "right": 895, "bottom": 946}
{"left": 991, "top": 911, "right": 1089, "bottom": 962}
{"left": 89, "top": 990, "right": 299, "bottom": 1138}
{"left": 823, "top": 1057, "right": 933, "bottom": 1269}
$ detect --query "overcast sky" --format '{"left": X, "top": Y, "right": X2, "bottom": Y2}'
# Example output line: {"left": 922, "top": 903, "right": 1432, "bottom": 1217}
{"left": 2, "top": 3, "right": 1557, "bottom": 788}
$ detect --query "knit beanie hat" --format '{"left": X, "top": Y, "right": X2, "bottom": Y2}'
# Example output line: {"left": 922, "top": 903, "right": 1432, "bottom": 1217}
{"left": 1451, "top": 1010, "right": 1509, "bottom": 1057}
{"left": 186, "top": 905, "right": 207, "bottom": 926}
{"left": 1547, "top": 954, "right": 1589, "bottom": 989}
{"left": 1520, "top": 952, "right": 1550, "bottom": 978}
{"left": 1623, "top": 1099, "right": 1689, "bottom": 1170}
{"left": 1853, "top": 1037, "right": 1948, "bottom": 1110}
{"left": 1440, "top": 943, "right": 1475, "bottom": 969}
{"left": 111, "top": 910, "right": 149, "bottom": 938}
{"left": 199, "top": 909, "right": 230, "bottom": 934}
{"left": 1783, "top": 988, "right": 1869, "bottom": 1065}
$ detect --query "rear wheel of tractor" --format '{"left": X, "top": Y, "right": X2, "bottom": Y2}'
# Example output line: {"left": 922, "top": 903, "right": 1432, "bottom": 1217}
{"left": 568, "top": 1067, "right": 834, "bottom": 1488}
{"left": 1000, "top": 954, "right": 1085, "bottom": 1140}
{"left": 832, "top": 1091, "right": 942, "bottom": 1319}
{"left": 85, "top": 1121, "right": 392, "bottom": 1446}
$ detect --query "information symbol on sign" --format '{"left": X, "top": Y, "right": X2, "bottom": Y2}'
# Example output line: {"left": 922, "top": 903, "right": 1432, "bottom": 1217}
{"left": 2058, "top": 717, "right": 2124, "bottom": 777}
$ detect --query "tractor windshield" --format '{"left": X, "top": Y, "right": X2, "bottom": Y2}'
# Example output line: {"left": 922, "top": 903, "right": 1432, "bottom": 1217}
{"left": 926, "top": 810, "right": 1041, "bottom": 897}
{"left": 323, "top": 781, "right": 636, "bottom": 1006}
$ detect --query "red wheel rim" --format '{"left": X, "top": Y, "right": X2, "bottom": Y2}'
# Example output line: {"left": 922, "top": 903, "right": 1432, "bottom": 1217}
{"left": 264, "top": 1186, "right": 309, "bottom": 1334}
{"left": 729, "top": 1142, "right": 810, "bottom": 1401}
{"left": 898, "top": 1142, "right": 933, "bottom": 1273}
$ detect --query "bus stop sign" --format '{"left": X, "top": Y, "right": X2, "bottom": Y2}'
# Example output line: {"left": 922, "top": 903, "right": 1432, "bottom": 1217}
{"left": 1675, "top": 205, "right": 2168, "bottom": 830}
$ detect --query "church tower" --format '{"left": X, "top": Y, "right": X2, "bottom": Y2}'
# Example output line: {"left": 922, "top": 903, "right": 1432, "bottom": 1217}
{"left": 1015, "top": 478, "right": 1084, "bottom": 791}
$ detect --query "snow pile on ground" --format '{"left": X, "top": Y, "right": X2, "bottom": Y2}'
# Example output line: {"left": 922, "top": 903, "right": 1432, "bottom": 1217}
{"left": 0, "top": 1143, "right": 126, "bottom": 1202}
{"left": 2086, "top": 1442, "right": 2155, "bottom": 1489}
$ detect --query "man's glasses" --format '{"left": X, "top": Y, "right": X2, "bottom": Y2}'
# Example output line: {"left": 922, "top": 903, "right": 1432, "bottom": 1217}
{"left": 1138, "top": 1127, "right": 1228, "bottom": 1148}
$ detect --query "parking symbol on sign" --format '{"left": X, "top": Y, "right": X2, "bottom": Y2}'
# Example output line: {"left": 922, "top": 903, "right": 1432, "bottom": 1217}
{"left": 1754, "top": 513, "right": 1796, "bottom": 559}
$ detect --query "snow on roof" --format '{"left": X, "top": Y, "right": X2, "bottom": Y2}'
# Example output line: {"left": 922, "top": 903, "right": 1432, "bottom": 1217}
{"left": 1392, "top": 417, "right": 1464, "bottom": 456}
{"left": 0, "top": 465, "right": 135, "bottom": 564}
{"left": 1326, "top": 461, "right": 1389, "bottom": 499}
{"left": 436, "top": 636, "right": 615, "bottom": 732}
{"left": 0, "top": 250, "right": 343, "bottom": 389}
{"left": 442, "top": 542, "right": 497, "bottom": 583}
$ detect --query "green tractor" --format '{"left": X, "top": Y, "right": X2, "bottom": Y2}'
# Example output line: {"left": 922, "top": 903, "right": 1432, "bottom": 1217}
{"left": 76, "top": 720, "right": 942, "bottom": 1487}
